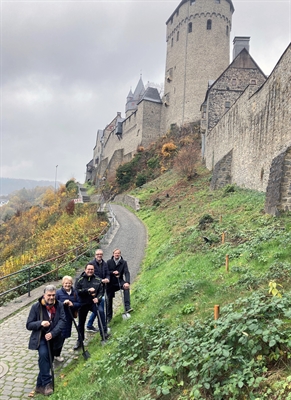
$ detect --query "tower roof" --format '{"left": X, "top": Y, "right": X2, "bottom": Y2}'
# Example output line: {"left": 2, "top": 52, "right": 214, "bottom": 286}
{"left": 139, "top": 87, "right": 162, "bottom": 104}
{"left": 132, "top": 76, "right": 145, "bottom": 101}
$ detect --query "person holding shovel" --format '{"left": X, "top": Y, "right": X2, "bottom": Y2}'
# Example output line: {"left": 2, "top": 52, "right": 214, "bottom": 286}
{"left": 106, "top": 248, "right": 133, "bottom": 323}
{"left": 55, "top": 275, "right": 81, "bottom": 361}
{"left": 74, "top": 264, "right": 109, "bottom": 349}
{"left": 26, "top": 284, "right": 66, "bottom": 396}
{"left": 85, "top": 248, "right": 110, "bottom": 332}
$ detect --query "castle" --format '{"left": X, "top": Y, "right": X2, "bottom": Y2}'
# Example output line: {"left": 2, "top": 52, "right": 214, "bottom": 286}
{"left": 86, "top": 0, "right": 291, "bottom": 215}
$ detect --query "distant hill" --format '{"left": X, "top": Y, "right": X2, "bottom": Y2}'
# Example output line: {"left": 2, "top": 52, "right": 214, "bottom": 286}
{"left": 0, "top": 178, "right": 59, "bottom": 196}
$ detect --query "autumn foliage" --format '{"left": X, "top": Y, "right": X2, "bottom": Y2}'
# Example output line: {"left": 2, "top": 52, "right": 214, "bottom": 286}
{"left": 0, "top": 185, "right": 108, "bottom": 278}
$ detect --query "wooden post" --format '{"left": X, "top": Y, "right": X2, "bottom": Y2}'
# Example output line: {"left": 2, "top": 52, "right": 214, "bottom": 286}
{"left": 222, "top": 232, "right": 225, "bottom": 244}
{"left": 214, "top": 305, "right": 220, "bottom": 320}
{"left": 225, "top": 254, "right": 229, "bottom": 272}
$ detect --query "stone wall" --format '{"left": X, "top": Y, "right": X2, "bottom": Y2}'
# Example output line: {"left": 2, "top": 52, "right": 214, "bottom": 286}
{"left": 205, "top": 44, "right": 291, "bottom": 212}
{"left": 114, "top": 194, "right": 140, "bottom": 211}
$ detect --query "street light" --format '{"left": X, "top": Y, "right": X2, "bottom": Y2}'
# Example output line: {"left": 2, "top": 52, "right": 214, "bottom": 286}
{"left": 54, "top": 165, "right": 58, "bottom": 193}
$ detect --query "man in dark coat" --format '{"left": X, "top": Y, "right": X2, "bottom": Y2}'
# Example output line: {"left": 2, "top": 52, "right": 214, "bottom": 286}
{"left": 106, "top": 248, "right": 133, "bottom": 323}
{"left": 26, "top": 284, "right": 66, "bottom": 396}
{"left": 74, "top": 264, "right": 109, "bottom": 349}
{"left": 86, "top": 248, "right": 110, "bottom": 332}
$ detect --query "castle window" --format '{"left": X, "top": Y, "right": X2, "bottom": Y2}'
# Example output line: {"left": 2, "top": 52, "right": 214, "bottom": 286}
{"left": 177, "top": 31, "right": 179, "bottom": 41}
{"left": 188, "top": 22, "right": 192, "bottom": 33}
{"left": 225, "top": 101, "right": 230, "bottom": 111}
{"left": 215, "top": 0, "right": 220, "bottom": 3}
{"left": 232, "top": 78, "right": 237, "bottom": 86}
{"left": 176, "top": 9, "right": 179, "bottom": 16}
{"left": 226, "top": 25, "right": 229, "bottom": 36}
{"left": 207, "top": 19, "right": 212, "bottom": 30}
{"left": 171, "top": 37, "right": 174, "bottom": 47}
{"left": 190, "top": 0, "right": 196, "bottom": 4}
{"left": 250, "top": 79, "right": 257, "bottom": 85}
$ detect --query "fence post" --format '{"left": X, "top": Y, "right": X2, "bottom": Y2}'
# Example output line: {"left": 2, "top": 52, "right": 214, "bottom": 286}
{"left": 225, "top": 254, "right": 229, "bottom": 272}
{"left": 28, "top": 267, "right": 31, "bottom": 297}
{"left": 214, "top": 305, "right": 220, "bottom": 320}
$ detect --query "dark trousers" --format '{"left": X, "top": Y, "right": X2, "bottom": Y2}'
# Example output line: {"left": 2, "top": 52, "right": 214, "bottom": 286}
{"left": 107, "top": 285, "right": 130, "bottom": 321}
{"left": 78, "top": 303, "right": 107, "bottom": 340}
{"left": 37, "top": 338, "right": 53, "bottom": 387}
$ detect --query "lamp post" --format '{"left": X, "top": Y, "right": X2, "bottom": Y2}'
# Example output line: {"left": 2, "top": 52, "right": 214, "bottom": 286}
{"left": 54, "top": 165, "right": 58, "bottom": 193}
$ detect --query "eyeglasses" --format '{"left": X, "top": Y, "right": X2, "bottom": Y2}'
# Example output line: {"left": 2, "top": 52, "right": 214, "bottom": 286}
{"left": 95, "top": 253, "right": 103, "bottom": 256}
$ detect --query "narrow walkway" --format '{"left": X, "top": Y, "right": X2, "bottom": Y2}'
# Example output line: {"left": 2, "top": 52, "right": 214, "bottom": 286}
{"left": 0, "top": 204, "right": 147, "bottom": 399}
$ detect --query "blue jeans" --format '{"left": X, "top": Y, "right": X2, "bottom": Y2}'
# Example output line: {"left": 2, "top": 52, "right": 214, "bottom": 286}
{"left": 36, "top": 338, "right": 52, "bottom": 387}
{"left": 87, "top": 297, "right": 104, "bottom": 327}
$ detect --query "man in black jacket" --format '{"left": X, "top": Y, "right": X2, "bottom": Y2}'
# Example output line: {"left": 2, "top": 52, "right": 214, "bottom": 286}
{"left": 107, "top": 248, "right": 133, "bottom": 323}
{"left": 74, "top": 264, "right": 108, "bottom": 349}
{"left": 86, "top": 248, "right": 110, "bottom": 332}
{"left": 26, "top": 284, "right": 66, "bottom": 396}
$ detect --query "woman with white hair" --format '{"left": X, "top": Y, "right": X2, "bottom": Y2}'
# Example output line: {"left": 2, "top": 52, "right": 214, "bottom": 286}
{"left": 55, "top": 276, "right": 81, "bottom": 361}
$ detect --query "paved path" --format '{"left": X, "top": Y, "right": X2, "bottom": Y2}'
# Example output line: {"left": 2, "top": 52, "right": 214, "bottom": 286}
{"left": 0, "top": 204, "right": 147, "bottom": 399}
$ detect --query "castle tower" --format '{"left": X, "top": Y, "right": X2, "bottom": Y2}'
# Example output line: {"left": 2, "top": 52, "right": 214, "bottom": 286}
{"left": 125, "top": 76, "right": 145, "bottom": 117}
{"left": 162, "top": 0, "right": 234, "bottom": 130}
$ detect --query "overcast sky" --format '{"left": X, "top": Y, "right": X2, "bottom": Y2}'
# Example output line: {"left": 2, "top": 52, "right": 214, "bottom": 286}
{"left": 1, "top": 0, "right": 290, "bottom": 184}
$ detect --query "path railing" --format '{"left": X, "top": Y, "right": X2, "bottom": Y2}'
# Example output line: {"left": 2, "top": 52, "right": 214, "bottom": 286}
{"left": 0, "top": 203, "right": 117, "bottom": 302}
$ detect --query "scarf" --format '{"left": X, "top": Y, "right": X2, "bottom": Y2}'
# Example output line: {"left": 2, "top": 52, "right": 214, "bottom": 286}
{"left": 46, "top": 305, "right": 56, "bottom": 320}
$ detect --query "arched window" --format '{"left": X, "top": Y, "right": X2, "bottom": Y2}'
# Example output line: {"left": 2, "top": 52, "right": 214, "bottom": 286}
{"left": 171, "top": 37, "right": 174, "bottom": 47}
{"left": 177, "top": 31, "right": 179, "bottom": 41}
{"left": 188, "top": 22, "right": 192, "bottom": 33}
{"left": 207, "top": 19, "right": 212, "bottom": 30}
{"left": 226, "top": 25, "right": 229, "bottom": 36}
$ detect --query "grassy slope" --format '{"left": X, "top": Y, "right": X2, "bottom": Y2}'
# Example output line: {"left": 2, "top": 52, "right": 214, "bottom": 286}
{"left": 49, "top": 169, "right": 291, "bottom": 400}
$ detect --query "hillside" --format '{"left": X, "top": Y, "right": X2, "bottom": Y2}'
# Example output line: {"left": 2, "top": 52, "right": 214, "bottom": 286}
{"left": 49, "top": 168, "right": 291, "bottom": 400}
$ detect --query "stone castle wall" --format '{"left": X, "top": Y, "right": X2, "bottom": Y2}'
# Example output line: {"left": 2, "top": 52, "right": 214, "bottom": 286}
{"left": 95, "top": 100, "right": 162, "bottom": 179}
{"left": 205, "top": 44, "right": 291, "bottom": 206}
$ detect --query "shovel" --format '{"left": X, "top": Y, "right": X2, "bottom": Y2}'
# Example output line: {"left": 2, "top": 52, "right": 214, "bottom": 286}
{"left": 118, "top": 277, "right": 131, "bottom": 320}
{"left": 68, "top": 307, "right": 91, "bottom": 360}
{"left": 46, "top": 340, "right": 55, "bottom": 390}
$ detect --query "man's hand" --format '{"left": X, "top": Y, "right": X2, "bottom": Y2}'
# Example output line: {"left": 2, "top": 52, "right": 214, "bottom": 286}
{"left": 123, "top": 283, "right": 130, "bottom": 290}
{"left": 102, "top": 278, "right": 109, "bottom": 284}
{"left": 93, "top": 298, "right": 99, "bottom": 304}
{"left": 41, "top": 320, "right": 50, "bottom": 328}
{"left": 45, "top": 332, "right": 53, "bottom": 341}
{"left": 88, "top": 288, "right": 96, "bottom": 294}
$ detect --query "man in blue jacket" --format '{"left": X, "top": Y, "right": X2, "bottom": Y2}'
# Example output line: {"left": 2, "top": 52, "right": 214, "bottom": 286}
{"left": 26, "top": 284, "right": 66, "bottom": 396}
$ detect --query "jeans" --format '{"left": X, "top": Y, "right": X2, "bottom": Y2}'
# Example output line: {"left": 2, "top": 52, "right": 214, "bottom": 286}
{"left": 78, "top": 302, "right": 107, "bottom": 340}
{"left": 36, "top": 338, "right": 52, "bottom": 387}
{"left": 87, "top": 297, "right": 104, "bottom": 327}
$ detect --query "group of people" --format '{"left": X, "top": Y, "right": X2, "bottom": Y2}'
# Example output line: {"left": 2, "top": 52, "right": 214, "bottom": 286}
{"left": 26, "top": 248, "right": 133, "bottom": 396}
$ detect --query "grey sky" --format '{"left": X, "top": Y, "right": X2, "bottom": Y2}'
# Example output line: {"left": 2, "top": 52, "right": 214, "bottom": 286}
{"left": 1, "top": 0, "right": 290, "bottom": 184}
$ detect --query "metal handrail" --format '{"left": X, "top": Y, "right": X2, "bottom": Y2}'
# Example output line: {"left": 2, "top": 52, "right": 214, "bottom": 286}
{"left": 0, "top": 228, "right": 107, "bottom": 299}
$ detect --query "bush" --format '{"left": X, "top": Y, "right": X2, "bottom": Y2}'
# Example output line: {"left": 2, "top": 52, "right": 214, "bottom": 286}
{"left": 174, "top": 143, "right": 200, "bottom": 180}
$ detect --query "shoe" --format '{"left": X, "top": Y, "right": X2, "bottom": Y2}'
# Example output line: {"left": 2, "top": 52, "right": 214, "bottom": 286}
{"left": 54, "top": 356, "right": 64, "bottom": 362}
{"left": 86, "top": 325, "right": 99, "bottom": 333}
{"left": 73, "top": 341, "right": 81, "bottom": 350}
{"left": 126, "top": 308, "right": 134, "bottom": 313}
{"left": 107, "top": 327, "right": 111, "bottom": 333}
{"left": 35, "top": 386, "right": 44, "bottom": 395}
{"left": 44, "top": 383, "right": 53, "bottom": 396}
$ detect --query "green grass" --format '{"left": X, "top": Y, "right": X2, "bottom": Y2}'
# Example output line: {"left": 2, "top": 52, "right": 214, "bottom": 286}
{"left": 49, "top": 169, "right": 291, "bottom": 400}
